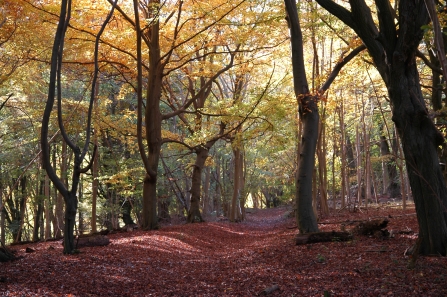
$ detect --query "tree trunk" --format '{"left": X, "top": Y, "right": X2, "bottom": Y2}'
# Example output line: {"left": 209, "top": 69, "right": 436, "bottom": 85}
{"left": 33, "top": 179, "right": 44, "bottom": 242}
{"left": 187, "top": 147, "right": 208, "bottom": 223}
{"left": 0, "top": 176, "right": 4, "bottom": 246}
{"left": 54, "top": 141, "right": 66, "bottom": 238}
{"left": 142, "top": 173, "right": 159, "bottom": 229}
{"left": 317, "top": 112, "right": 329, "bottom": 216}
{"left": 389, "top": 5, "right": 447, "bottom": 255}
{"left": 63, "top": 191, "right": 78, "bottom": 254}
{"left": 355, "top": 116, "right": 362, "bottom": 205}
{"left": 391, "top": 67, "right": 447, "bottom": 254}
{"left": 230, "top": 147, "right": 244, "bottom": 222}
{"left": 285, "top": 0, "right": 319, "bottom": 233}
{"left": 379, "top": 128, "right": 400, "bottom": 197}
{"left": 296, "top": 98, "right": 320, "bottom": 233}
{"left": 44, "top": 173, "right": 52, "bottom": 239}
{"left": 339, "top": 97, "right": 347, "bottom": 209}
{"left": 202, "top": 167, "right": 211, "bottom": 216}
{"left": 316, "top": 0, "right": 447, "bottom": 256}
{"left": 91, "top": 126, "right": 99, "bottom": 233}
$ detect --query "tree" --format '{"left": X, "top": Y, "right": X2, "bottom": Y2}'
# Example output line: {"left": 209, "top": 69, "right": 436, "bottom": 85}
{"left": 285, "top": 0, "right": 365, "bottom": 233}
{"left": 129, "top": 0, "right": 244, "bottom": 229}
{"left": 285, "top": 0, "right": 320, "bottom": 233}
{"left": 315, "top": 0, "right": 447, "bottom": 255}
{"left": 41, "top": 0, "right": 116, "bottom": 254}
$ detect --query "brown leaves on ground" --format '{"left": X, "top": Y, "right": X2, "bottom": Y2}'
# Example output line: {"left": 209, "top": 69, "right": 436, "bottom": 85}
{"left": 1, "top": 205, "right": 446, "bottom": 296}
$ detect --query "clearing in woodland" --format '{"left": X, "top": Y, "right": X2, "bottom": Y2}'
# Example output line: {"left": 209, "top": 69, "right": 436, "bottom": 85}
{"left": 1, "top": 205, "right": 446, "bottom": 296}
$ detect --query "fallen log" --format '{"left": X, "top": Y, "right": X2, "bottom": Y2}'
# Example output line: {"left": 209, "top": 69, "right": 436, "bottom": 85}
{"left": 353, "top": 219, "right": 388, "bottom": 235}
{"left": 62, "top": 235, "right": 110, "bottom": 249}
{"left": 75, "top": 235, "right": 110, "bottom": 248}
{"left": 296, "top": 231, "right": 353, "bottom": 245}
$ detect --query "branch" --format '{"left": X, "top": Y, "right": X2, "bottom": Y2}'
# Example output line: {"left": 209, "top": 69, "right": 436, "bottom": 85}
{"left": 319, "top": 44, "right": 366, "bottom": 93}
{"left": 41, "top": 0, "right": 71, "bottom": 195}
{"left": 133, "top": 0, "right": 150, "bottom": 175}
{"left": 424, "top": 0, "right": 447, "bottom": 81}
{"left": 314, "top": 0, "right": 357, "bottom": 30}
{"left": 0, "top": 94, "right": 13, "bottom": 112}
{"left": 284, "top": 0, "right": 309, "bottom": 95}
{"left": 162, "top": 45, "right": 240, "bottom": 120}
{"left": 78, "top": 144, "right": 96, "bottom": 173}
{"left": 416, "top": 49, "right": 443, "bottom": 74}
{"left": 81, "top": 0, "right": 119, "bottom": 162}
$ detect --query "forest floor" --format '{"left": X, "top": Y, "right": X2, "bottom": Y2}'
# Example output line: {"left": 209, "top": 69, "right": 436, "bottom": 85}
{"left": 1, "top": 203, "right": 447, "bottom": 296}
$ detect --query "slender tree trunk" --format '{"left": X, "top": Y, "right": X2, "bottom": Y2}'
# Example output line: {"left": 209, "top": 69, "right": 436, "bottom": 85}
{"left": 78, "top": 177, "right": 84, "bottom": 235}
{"left": 379, "top": 129, "right": 400, "bottom": 197}
{"left": 230, "top": 147, "right": 244, "bottom": 222}
{"left": 395, "top": 128, "right": 407, "bottom": 210}
{"left": 44, "top": 173, "right": 51, "bottom": 239}
{"left": 33, "top": 179, "right": 44, "bottom": 242}
{"left": 215, "top": 158, "right": 222, "bottom": 215}
{"left": 364, "top": 128, "right": 371, "bottom": 208}
{"left": 54, "top": 141, "right": 66, "bottom": 238}
{"left": 0, "top": 176, "right": 4, "bottom": 246}
{"left": 339, "top": 98, "right": 347, "bottom": 209}
{"left": 355, "top": 113, "right": 362, "bottom": 206}
{"left": 202, "top": 167, "right": 211, "bottom": 216}
{"left": 91, "top": 94, "right": 99, "bottom": 233}
{"left": 317, "top": 110, "right": 329, "bottom": 216}
{"left": 285, "top": 0, "right": 319, "bottom": 233}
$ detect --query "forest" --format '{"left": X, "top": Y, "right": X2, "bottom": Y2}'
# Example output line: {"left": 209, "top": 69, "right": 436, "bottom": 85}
{"left": 1, "top": 0, "right": 447, "bottom": 295}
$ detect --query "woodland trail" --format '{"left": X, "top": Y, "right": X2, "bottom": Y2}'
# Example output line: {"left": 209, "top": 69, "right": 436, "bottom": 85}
{"left": 1, "top": 205, "right": 447, "bottom": 296}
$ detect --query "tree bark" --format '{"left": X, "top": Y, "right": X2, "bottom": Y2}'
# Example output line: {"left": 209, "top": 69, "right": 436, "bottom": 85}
{"left": 187, "top": 147, "right": 208, "bottom": 223}
{"left": 230, "top": 147, "right": 244, "bottom": 222}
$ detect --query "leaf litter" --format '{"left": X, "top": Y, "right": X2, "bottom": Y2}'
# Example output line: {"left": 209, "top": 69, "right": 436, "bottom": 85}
{"left": 0, "top": 205, "right": 446, "bottom": 296}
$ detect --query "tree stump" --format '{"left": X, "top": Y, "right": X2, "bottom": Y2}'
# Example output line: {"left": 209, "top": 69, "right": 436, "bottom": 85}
{"left": 296, "top": 231, "right": 353, "bottom": 245}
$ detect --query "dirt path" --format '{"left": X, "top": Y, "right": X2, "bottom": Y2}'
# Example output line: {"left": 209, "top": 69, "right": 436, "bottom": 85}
{"left": 1, "top": 205, "right": 446, "bottom": 296}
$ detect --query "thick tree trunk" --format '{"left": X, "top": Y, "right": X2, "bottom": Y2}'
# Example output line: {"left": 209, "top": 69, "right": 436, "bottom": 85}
{"left": 390, "top": 65, "right": 447, "bottom": 255}
{"left": 142, "top": 173, "right": 159, "bottom": 230}
{"left": 315, "top": 0, "right": 447, "bottom": 255}
{"left": 187, "top": 147, "right": 208, "bottom": 223}
{"left": 63, "top": 192, "right": 78, "bottom": 254}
